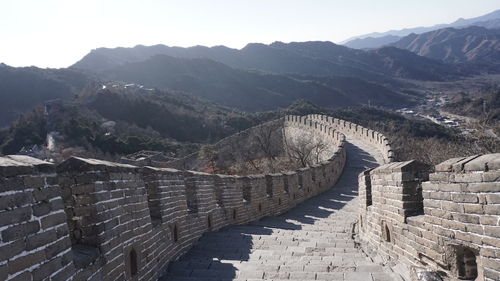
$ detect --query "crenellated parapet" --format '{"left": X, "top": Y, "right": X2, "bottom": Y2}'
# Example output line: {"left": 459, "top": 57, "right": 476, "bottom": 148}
{"left": 358, "top": 154, "right": 500, "bottom": 281}
{"left": 0, "top": 155, "right": 75, "bottom": 281}
{"left": 0, "top": 114, "right": 352, "bottom": 281}
{"left": 305, "top": 114, "right": 394, "bottom": 163}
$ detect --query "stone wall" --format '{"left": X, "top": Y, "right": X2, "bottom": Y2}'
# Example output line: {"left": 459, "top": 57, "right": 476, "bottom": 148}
{"left": 307, "top": 114, "right": 394, "bottom": 163}
{"left": 358, "top": 154, "right": 500, "bottom": 281}
{"left": 0, "top": 155, "right": 74, "bottom": 281}
{"left": 166, "top": 118, "right": 286, "bottom": 171}
{"left": 0, "top": 115, "right": 348, "bottom": 281}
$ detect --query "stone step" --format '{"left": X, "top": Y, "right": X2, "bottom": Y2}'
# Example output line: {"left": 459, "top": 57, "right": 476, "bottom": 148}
{"left": 163, "top": 269, "right": 395, "bottom": 281}
{"left": 167, "top": 261, "right": 386, "bottom": 273}
{"left": 159, "top": 138, "right": 396, "bottom": 281}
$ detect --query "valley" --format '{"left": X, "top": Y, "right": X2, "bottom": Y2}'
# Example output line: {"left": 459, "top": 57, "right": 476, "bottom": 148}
{"left": 1, "top": 4, "right": 500, "bottom": 281}
{"left": 0, "top": 10, "right": 499, "bottom": 167}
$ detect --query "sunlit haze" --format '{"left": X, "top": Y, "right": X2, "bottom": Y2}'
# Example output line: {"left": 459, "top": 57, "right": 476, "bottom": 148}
{"left": 2, "top": 0, "right": 499, "bottom": 68}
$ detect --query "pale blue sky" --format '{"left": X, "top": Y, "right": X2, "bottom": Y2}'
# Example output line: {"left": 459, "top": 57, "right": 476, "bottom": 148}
{"left": 1, "top": 0, "right": 499, "bottom": 68}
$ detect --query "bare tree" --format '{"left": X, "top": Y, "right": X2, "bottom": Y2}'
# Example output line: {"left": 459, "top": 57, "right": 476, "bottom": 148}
{"left": 216, "top": 121, "right": 285, "bottom": 175}
{"left": 254, "top": 122, "right": 282, "bottom": 160}
{"left": 199, "top": 144, "right": 218, "bottom": 173}
{"left": 284, "top": 130, "right": 329, "bottom": 168}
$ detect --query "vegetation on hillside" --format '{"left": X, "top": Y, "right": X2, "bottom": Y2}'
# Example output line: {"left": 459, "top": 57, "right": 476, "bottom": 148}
{"left": 252, "top": 100, "right": 498, "bottom": 165}
{"left": 0, "top": 86, "right": 266, "bottom": 161}
{"left": 101, "top": 55, "right": 414, "bottom": 112}
{"left": 0, "top": 104, "right": 198, "bottom": 160}
{"left": 443, "top": 90, "right": 500, "bottom": 130}
{"left": 0, "top": 64, "right": 91, "bottom": 126}
{"left": 327, "top": 106, "right": 499, "bottom": 165}
{"left": 0, "top": 87, "right": 496, "bottom": 167}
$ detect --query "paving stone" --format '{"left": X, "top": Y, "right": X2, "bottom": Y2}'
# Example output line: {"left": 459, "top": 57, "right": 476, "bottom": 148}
{"left": 316, "top": 272, "right": 344, "bottom": 280}
{"left": 372, "top": 272, "right": 396, "bottom": 281}
{"left": 356, "top": 265, "right": 385, "bottom": 272}
{"left": 160, "top": 138, "right": 395, "bottom": 281}
{"left": 345, "top": 271, "right": 373, "bottom": 281}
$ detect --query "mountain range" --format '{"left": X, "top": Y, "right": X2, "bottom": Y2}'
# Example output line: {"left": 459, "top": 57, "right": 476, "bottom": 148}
{"left": 390, "top": 26, "right": 500, "bottom": 65}
{"left": 72, "top": 41, "right": 463, "bottom": 81}
{"left": 1, "top": 9, "right": 499, "bottom": 159}
{"left": 2, "top": 29, "right": 496, "bottom": 127}
{"left": 343, "top": 9, "right": 500, "bottom": 49}
{"left": 105, "top": 54, "right": 417, "bottom": 111}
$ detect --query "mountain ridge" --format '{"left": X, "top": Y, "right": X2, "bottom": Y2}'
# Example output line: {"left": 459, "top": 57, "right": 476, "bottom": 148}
{"left": 72, "top": 41, "right": 465, "bottom": 82}
{"left": 390, "top": 26, "right": 500, "bottom": 64}
{"left": 342, "top": 9, "right": 500, "bottom": 49}
{"left": 100, "top": 54, "right": 413, "bottom": 111}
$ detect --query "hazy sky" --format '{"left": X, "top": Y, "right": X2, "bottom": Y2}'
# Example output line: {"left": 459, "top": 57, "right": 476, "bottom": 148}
{"left": 1, "top": 0, "right": 499, "bottom": 68}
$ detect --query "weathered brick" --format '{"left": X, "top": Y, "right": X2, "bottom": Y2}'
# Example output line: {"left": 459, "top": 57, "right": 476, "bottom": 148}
{"left": 484, "top": 226, "right": 500, "bottom": 238}
{"left": 483, "top": 257, "right": 500, "bottom": 271}
{"left": 485, "top": 205, "right": 500, "bottom": 215}
{"left": 451, "top": 193, "right": 479, "bottom": 203}
{"left": 454, "top": 173, "right": 484, "bottom": 183}
{"left": 33, "top": 202, "right": 52, "bottom": 217}
{"left": 483, "top": 236, "right": 500, "bottom": 248}
{"left": 23, "top": 176, "right": 45, "bottom": 188}
{"left": 441, "top": 201, "right": 464, "bottom": 213}
{"left": 50, "top": 264, "right": 76, "bottom": 281}
{"left": 0, "top": 177, "right": 24, "bottom": 192}
{"left": 480, "top": 216, "right": 498, "bottom": 225}
{"left": 486, "top": 194, "right": 500, "bottom": 204}
{"left": 463, "top": 204, "right": 484, "bottom": 214}
{"left": 467, "top": 182, "right": 500, "bottom": 192}
{"left": 0, "top": 192, "right": 31, "bottom": 209}
{"left": 484, "top": 268, "right": 500, "bottom": 280}
{"left": 8, "top": 271, "right": 32, "bottom": 281}
{"left": 0, "top": 239, "right": 25, "bottom": 262}
{"left": 45, "top": 238, "right": 72, "bottom": 259}
{"left": 32, "top": 256, "right": 63, "bottom": 281}
{"left": 0, "top": 206, "right": 32, "bottom": 227}
{"left": 8, "top": 250, "right": 46, "bottom": 274}
{"left": 482, "top": 171, "right": 500, "bottom": 182}
{"left": 41, "top": 212, "right": 67, "bottom": 229}
{"left": 2, "top": 221, "right": 40, "bottom": 242}
{"left": 26, "top": 229, "right": 57, "bottom": 251}
{"left": 0, "top": 264, "right": 7, "bottom": 281}
{"left": 452, "top": 213, "right": 479, "bottom": 224}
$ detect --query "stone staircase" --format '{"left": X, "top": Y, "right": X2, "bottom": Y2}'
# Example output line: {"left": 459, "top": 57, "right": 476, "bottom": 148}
{"left": 160, "top": 139, "right": 400, "bottom": 281}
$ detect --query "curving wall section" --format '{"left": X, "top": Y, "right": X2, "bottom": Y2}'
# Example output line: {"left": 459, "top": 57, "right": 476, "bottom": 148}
{"left": 307, "top": 114, "right": 394, "bottom": 163}
{"left": 165, "top": 118, "right": 286, "bottom": 171}
{"left": 0, "top": 115, "right": 348, "bottom": 281}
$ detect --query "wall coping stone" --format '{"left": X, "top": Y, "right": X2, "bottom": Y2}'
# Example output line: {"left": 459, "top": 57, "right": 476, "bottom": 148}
{"left": 434, "top": 155, "right": 480, "bottom": 172}
{"left": 247, "top": 174, "right": 266, "bottom": 179}
{"left": 0, "top": 155, "right": 54, "bottom": 176}
{"left": 464, "top": 153, "right": 500, "bottom": 171}
{"left": 371, "top": 160, "right": 431, "bottom": 175}
{"left": 57, "top": 156, "right": 139, "bottom": 173}
{"left": 141, "top": 166, "right": 183, "bottom": 174}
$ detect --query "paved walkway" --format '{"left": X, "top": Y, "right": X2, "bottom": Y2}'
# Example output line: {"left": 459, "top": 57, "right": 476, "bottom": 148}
{"left": 160, "top": 137, "right": 397, "bottom": 281}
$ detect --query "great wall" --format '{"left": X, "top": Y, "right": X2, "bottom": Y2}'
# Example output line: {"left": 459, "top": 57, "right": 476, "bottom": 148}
{"left": 0, "top": 114, "right": 498, "bottom": 281}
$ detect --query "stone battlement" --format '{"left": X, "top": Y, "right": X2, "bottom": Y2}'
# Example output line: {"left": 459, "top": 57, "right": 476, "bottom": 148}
{"left": 358, "top": 154, "right": 500, "bottom": 281}
{"left": 0, "top": 115, "right": 355, "bottom": 281}
{"left": 306, "top": 114, "right": 394, "bottom": 163}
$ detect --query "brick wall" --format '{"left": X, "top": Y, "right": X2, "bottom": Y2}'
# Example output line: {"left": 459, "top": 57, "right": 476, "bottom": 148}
{"left": 0, "top": 114, "right": 349, "bottom": 281}
{"left": 0, "top": 155, "right": 74, "bottom": 281}
{"left": 358, "top": 154, "right": 500, "bottom": 281}
{"left": 308, "top": 114, "right": 394, "bottom": 163}
{"left": 167, "top": 118, "right": 286, "bottom": 171}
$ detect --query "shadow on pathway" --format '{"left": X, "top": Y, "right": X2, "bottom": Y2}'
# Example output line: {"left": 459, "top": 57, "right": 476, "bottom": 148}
{"left": 160, "top": 139, "right": 394, "bottom": 281}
